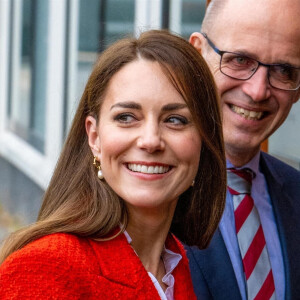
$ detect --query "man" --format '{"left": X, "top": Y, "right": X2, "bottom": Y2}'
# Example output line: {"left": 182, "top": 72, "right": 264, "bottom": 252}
{"left": 186, "top": 0, "right": 300, "bottom": 299}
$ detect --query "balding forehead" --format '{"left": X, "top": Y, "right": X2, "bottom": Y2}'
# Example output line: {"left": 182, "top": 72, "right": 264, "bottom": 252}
{"left": 220, "top": 0, "right": 300, "bottom": 23}
{"left": 202, "top": 0, "right": 300, "bottom": 66}
{"left": 201, "top": 0, "right": 228, "bottom": 33}
{"left": 225, "top": 0, "right": 300, "bottom": 19}
{"left": 204, "top": 0, "right": 300, "bottom": 38}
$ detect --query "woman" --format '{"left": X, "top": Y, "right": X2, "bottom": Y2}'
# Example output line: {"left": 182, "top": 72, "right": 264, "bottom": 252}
{"left": 0, "top": 30, "right": 226, "bottom": 299}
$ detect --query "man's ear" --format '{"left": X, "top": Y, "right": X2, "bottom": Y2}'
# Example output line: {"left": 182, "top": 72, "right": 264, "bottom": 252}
{"left": 293, "top": 91, "right": 300, "bottom": 104}
{"left": 189, "top": 32, "right": 205, "bottom": 54}
{"left": 85, "top": 115, "right": 101, "bottom": 158}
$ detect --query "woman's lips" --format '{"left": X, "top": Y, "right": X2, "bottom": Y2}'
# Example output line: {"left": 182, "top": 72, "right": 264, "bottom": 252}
{"left": 126, "top": 163, "right": 172, "bottom": 174}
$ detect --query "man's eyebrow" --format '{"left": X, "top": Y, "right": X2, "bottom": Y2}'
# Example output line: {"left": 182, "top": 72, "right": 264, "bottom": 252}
{"left": 230, "top": 49, "right": 259, "bottom": 60}
{"left": 231, "top": 50, "right": 300, "bottom": 67}
{"left": 110, "top": 101, "right": 141, "bottom": 110}
{"left": 272, "top": 61, "right": 300, "bottom": 68}
{"left": 161, "top": 103, "right": 188, "bottom": 112}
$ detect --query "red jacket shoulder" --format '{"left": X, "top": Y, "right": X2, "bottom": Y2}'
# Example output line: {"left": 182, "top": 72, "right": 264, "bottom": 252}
{"left": 2, "top": 233, "right": 96, "bottom": 268}
{"left": 0, "top": 233, "right": 100, "bottom": 299}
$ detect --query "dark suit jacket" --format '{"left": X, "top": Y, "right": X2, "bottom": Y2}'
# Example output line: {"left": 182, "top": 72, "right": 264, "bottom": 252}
{"left": 186, "top": 152, "right": 300, "bottom": 300}
{"left": 0, "top": 231, "right": 196, "bottom": 299}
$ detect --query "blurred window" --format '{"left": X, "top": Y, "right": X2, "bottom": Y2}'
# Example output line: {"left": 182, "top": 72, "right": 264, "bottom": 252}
{"left": 8, "top": 0, "right": 48, "bottom": 153}
{"left": 65, "top": 0, "right": 135, "bottom": 132}
{"left": 77, "top": 0, "right": 135, "bottom": 93}
{"left": 181, "top": 0, "right": 206, "bottom": 38}
{"left": 168, "top": 0, "right": 205, "bottom": 39}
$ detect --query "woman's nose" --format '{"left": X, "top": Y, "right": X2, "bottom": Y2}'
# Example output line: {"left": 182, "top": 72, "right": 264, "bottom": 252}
{"left": 136, "top": 121, "right": 165, "bottom": 153}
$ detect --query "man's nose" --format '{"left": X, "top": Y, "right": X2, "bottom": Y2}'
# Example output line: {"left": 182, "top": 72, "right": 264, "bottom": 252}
{"left": 136, "top": 121, "right": 165, "bottom": 153}
{"left": 242, "top": 66, "right": 271, "bottom": 102}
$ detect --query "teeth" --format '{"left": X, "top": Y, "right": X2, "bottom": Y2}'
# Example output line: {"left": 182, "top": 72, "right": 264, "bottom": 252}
{"left": 230, "top": 105, "right": 263, "bottom": 120}
{"left": 127, "top": 164, "right": 170, "bottom": 174}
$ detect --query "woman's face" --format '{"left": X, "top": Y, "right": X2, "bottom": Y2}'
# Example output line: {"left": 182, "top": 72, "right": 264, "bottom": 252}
{"left": 86, "top": 59, "right": 201, "bottom": 212}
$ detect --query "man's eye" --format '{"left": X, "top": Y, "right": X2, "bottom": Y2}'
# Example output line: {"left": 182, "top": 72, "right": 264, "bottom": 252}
{"left": 165, "top": 116, "right": 188, "bottom": 125}
{"left": 223, "top": 54, "right": 254, "bottom": 69}
{"left": 235, "top": 57, "right": 246, "bottom": 64}
{"left": 114, "top": 113, "right": 136, "bottom": 123}
{"left": 232, "top": 56, "right": 252, "bottom": 66}
{"left": 275, "top": 65, "right": 295, "bottom": 79}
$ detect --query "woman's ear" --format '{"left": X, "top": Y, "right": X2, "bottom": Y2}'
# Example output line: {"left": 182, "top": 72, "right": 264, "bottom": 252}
{"left": 189, "top": 32, "right": 205, "bottom": 54}
{"left": 85, "top": 115, "right": 101, "bottom": 158}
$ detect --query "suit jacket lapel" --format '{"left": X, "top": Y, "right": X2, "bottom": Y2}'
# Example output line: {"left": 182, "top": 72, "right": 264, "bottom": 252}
{"left": 188, "top": 229, "right": 242, "bottom": 299}
{"left": 260, "top": 154, "right": 300, "bottom": 300}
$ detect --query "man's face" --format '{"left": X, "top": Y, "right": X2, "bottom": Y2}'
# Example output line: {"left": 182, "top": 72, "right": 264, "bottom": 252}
{"left": 192, "top": 0, "right": 300, "bottom": 166}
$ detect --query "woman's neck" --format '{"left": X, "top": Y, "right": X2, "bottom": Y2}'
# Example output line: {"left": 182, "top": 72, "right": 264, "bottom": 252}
{"left": 125, "top": 202, "right": 176, "bottom": 279}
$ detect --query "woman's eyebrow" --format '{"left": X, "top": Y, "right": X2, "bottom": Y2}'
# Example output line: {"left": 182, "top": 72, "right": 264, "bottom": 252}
{"left": 110, "top": 101, "right": 141, "bottom": 110}
{"left": 110, "top": 102, "right": 187, "bottom": 111}
{"left": 162, "top": 103, "right": 187, "bottom": 112}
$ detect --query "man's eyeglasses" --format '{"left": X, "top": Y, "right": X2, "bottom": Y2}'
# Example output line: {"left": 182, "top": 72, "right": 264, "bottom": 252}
{"left": 201, "top": 32, "right": 300, "bottom": 91}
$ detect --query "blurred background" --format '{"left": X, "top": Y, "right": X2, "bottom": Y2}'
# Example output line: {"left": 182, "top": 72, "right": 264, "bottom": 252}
{"left": 0, "top": 0, "right": 299, "bottom": 240}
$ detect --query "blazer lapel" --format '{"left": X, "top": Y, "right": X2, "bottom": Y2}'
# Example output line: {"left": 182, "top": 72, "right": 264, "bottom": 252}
{"left": 260, "top": 154, "right": 300, "bottom": 300}
{"left": 88, "top": 232, "right": 161, "bottom": 298}
{"left": 187, "top": 229, "right": 242, "bottom": 300}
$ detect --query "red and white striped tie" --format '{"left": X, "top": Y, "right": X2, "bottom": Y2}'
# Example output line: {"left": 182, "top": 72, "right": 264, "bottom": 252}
{"left": 227, "top": 168, "right": 276, "bottom": 300}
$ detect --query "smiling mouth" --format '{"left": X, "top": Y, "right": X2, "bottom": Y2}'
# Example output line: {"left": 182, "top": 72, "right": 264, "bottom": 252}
{"left": 230, "top": 104, "right": 264, "bottom": 120}
{"left": 127, "top": 163, "right": 171, "bottom": 174}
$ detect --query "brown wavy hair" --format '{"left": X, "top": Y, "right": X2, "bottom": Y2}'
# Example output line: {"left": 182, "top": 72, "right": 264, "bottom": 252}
{"left": 0, "top": 30, "right": 226, "bottom": 263}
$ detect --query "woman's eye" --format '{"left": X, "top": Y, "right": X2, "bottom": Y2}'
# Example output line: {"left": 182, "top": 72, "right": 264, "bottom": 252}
{"left": 114, "top": 113, "right": 136, "bottom": 123}
{"left": 166, "top": 116, "right": 188, "bottom": 126}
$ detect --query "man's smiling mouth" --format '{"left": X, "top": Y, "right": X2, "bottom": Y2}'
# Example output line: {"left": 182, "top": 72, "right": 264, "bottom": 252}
{"left": 230, "top": 104, "right": 264, "bottom": 120}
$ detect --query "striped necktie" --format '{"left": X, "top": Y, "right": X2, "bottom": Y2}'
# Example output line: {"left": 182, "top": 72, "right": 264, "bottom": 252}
{"left": 227, "top": 168, "right": 276, "bottom": 300}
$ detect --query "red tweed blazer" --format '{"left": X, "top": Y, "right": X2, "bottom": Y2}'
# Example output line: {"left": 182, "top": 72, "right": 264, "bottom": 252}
{"left": 0, "top": 232, "right": 196, "bottom": 299}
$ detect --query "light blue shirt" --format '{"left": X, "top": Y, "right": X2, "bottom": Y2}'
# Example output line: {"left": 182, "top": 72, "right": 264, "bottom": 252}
{"left": 219, "top": 151, "right": 285, "bottom": 300}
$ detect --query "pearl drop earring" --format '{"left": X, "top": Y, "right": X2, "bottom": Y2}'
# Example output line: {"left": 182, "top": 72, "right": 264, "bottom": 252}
{"left": 93, "top": 156, "right": 104, "bottom": 180}
{"left": 97, "top": 167, "right": 104, "bottom": 179}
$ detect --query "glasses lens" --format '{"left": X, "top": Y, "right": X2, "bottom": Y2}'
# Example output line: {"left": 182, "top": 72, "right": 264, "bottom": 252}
{"left": 220, "top": 53, "right": 300, "bottom": 90}
{"left": 269, "top": 65, "right": 300, "bottom": 90}
{"left": 220, "top": 53, "right": 258, "bottom": 80}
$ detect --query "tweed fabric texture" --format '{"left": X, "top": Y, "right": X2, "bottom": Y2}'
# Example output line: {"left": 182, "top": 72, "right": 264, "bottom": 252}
{"left": 0, "top": 231, "right": 196, "bottom": 299}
